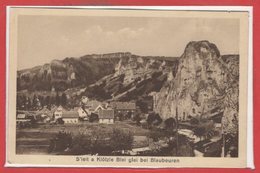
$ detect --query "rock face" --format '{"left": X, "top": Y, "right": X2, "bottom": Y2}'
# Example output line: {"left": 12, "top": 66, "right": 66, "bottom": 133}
{"left": 17, "top": 56, "right": 119, "bottom": 91}
{"left": 83, "top": 54, "right": 179, "bottom": 101}
{"left": 17, "top": 52, "right": 178, "bottom": 92}
{"left": 154, "top": 41, "right": 239, "bottom": 123}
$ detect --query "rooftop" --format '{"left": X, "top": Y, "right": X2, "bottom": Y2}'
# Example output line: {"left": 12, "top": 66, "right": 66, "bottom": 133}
{"left": 85, "top": 100, "right": 104, "bottom": 110}
{"left": 99, "top": 109, "right": 114, "bottom": 119}
{"left": 17, "top": 113, "right": 26, "bottom": 119}
{"left": 62, "top": 111, "right": 79, "bottom": 118}
{"left": 109, "top": 102, "right": 136, "bottom": 110}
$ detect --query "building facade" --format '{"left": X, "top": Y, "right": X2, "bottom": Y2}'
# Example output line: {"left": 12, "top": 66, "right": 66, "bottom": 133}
{"left": 109, "top": 101, "right": 136, "bottom": 120}
{"left": 62, "top": 111, "right": 79, "bottom": 124}
{"left": 98, "top": 109, "right": 114, "bottom": 124}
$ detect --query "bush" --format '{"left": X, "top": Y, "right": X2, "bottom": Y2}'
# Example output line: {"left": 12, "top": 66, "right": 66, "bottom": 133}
{"left": 48, "top": 130, "right": 72, "bottom": 153}
{"left": 68, "top": 134, "right": 92, "bottom": 155}
{"left": 164, "top": 117, "right": 176, "bottom": 130}
{"left": 149, "top": 130, "right": 162, "bottom": 142}
{"left": 147, "top": 112, "right": 162, "bottom": 127}
{"left": 53, "top": 128, "right": 134, "bottom": 155}
{"left": 110, "top": 128, "right": 133, "bottom": 151}
{"left": 56, "top": 118, "right": 64, "bottom": 125}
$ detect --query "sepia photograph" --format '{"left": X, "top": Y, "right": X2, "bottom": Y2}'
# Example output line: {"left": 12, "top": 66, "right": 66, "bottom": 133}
{"left": 6, "top": 7, "right": 250, "bottom": 168}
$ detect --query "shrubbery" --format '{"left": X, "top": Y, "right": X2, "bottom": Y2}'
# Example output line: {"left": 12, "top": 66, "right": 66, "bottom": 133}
{"left": 164, "top": 117, "right": 176, "bottom": 130}
{"left": 49, "top": 128, "right": 134, "bottom": 155}
{"left": 48, "top": 130, "right": 72, "bottom": 153}
{"left": 110, "top": 128, "right": 133, "bottom": 151}
{"left": 147, "top": 112, "right": 162, "bottom": 127}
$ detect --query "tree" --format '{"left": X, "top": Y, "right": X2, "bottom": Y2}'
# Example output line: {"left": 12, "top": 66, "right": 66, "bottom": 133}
{"left": 147, "top": 112, "right": 162, "bottom": 126}
{"left": 193, "top": 120, "right": 216, "bottom": 141}
{"left": 154, "top": 113, "right": 162, "bottom": 125}
{"left": 136, "top": 100, "right": 148, "bottom": 113}
{"left": 50, "top": 96, "right": 56, "bottom": 105}
{"left": 26, "top": 97, "right": 32, "bottom": 110}
{"left": 38, "top": 95, "right": 44, "bottom": 108}
{"left": 164, "top": 117, "right": 176, "bottom": 130}
{"left": 193, "top": 126, "right": 206, "bottom": 141}
{"left": 45, "top": 96, "right": 51, "bottom": 108}
{"left": 16, "top": 95, "right": 24, "bottom": 110}
{"left": 56, "top": 118, "right": 64, "bottom": 125}
{"left": 55, "top": 92, "right": 61, "bottom": 106}
{"left": 133, "top": 114, "right": 141, "bottom": 126}
{"left": 61, "top": 93, "right": 67, "bottom": 106}
{"left": 110, "top": 128, "right": 133, "bottom": 151}
{"left": 126, "top": 111, "right": 132, "bottom": 119}
{"left": 68, "top": 134, "right": 92, "bottom": 155}
{"left": 117, "top": 112, "right": 124, "bottom": 121}
{"left": 32, "top": 94, "right": 38, "bottom": 109}
{"left": 28, "top": 115, "right": 37, "bottom": 127}
{"left": 147, "top": 112, "right": 156, "bottom": 126}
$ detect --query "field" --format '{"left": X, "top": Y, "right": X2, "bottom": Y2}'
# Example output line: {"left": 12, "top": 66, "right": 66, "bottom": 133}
{"left": 16, "top": 121, "right": 151, "bottom": 155}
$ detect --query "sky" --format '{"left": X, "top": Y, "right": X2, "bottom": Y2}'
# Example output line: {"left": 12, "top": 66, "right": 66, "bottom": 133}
{"left": 17, "top": 15, "right": 240, "bottom": 70}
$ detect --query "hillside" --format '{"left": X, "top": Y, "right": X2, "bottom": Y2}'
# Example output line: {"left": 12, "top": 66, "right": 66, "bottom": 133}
{"left": 82, "top": 55, "right": 179, "bottom": 101}
{"left": 17, "top": 41, "right": 239, "bottom": 124}
{"left": 17, "top": 52, "right": 178, "bottom": 92}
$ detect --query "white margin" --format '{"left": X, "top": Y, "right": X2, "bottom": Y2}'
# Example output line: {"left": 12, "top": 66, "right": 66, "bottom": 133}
{"left": 5, "top": 6, "right": 10, "bottom": 168}
{"left": 5, "top": 6, "right": 254, "bottom": 169}
{"left": 247, "top": 6, "right": 254, "bottom": 170}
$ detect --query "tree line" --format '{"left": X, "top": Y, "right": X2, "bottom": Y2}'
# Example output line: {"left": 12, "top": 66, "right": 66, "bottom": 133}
{"left": 16, "top": 92, "right": 69, "bottom": 110}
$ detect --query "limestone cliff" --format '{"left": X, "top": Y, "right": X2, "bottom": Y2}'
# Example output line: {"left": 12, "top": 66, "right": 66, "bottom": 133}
{"left": 154, "top": 41, "right": 239, "bottom": 126}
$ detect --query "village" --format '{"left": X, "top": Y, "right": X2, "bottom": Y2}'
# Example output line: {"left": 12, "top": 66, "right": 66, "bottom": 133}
{"left": 17, "top": 96, "right": 138, "bottom": 125}
{"left": 16, "top": 92, "right": 234, "bottom": 157}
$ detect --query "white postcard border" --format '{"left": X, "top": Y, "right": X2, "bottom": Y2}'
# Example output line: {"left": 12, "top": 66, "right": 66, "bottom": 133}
{"left": 5, "top": 6, "right": 253, "bottom": 169}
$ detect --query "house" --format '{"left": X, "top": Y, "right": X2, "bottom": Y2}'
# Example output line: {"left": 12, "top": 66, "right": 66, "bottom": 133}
{"left": 16, "top": 113, "right": 30, "bottom": 122}
{"left": 62, "top": 111, "right": 79, "bottom": 124}
{"left": 38, "top": 107, "right": 52, "bottom": 122}
{"left": 16, "top": 112, "right": 32, "bottom": 127}
{"left": 54, "top": 106, "right": 63, "bottom": 120}
{"left": 143, "top": 96, "right": 154, "bottom": 112}
{"left": 40, "top": 106, "right": 51, "bottom": 115}
{"left": 75, "top": 107, "right": 90, "bottom": 121}
{"left": 137, "top": 96, "right": 154, "bottom": 113}
{"left": 95, "top": 104, "right": 105, "bottom": 113}
{"left": 84, "top": 100, "right": 105, "bottom": 114}
{"left": 98, "top": 109, "right": 114, "bottom": 124}
{"left": 43, "top": 116, "right": 51, "bottom": 123}
{"left": 109, "top": 101, "right": 136, "bottom": 119}
{"left": 76, "top": 107, "right": 89, "bottom": 118}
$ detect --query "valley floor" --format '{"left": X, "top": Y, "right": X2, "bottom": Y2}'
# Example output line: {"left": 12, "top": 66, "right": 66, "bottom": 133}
{"left": 16, "top": 121, "right": 152, "bottom": 155}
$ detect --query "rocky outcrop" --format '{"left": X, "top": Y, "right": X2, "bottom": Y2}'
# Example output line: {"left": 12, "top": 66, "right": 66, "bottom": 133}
{"left": 83, "top": 55, "right": 179, "bottom": 101}
{"left": 154, "top": 41, "right": 239, "bottom": 123}
{"left": 17, "top": 53, "right": 126, "bottom": 91}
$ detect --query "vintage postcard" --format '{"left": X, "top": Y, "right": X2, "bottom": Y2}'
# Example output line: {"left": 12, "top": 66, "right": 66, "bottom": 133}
{"left": 6, "top": 7, "right": 251, "bottom": 168}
